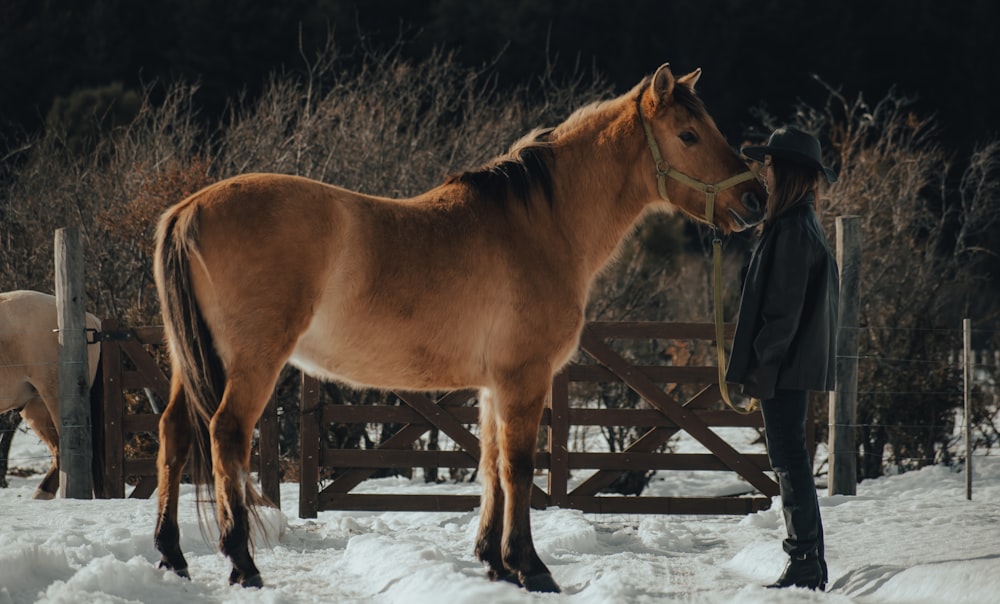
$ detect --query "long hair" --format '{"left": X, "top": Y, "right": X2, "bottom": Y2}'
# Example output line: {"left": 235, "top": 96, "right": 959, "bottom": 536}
{"left": 761, "top": 156, "right": 822, "bottom": 229}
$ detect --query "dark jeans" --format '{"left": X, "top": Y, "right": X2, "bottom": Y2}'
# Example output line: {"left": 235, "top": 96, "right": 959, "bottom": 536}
{"left": 760, "top": 389, "right": 825, "bottom": 565}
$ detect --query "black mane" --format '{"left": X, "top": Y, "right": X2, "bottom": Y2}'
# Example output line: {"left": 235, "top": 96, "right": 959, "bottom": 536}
{"left": 446, "top": 128, "right": 555, "bottom": 209}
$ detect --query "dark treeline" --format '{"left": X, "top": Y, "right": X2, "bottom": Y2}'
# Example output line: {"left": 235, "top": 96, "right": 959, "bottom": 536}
{"left": 2, "top": 0, "right": 999, "bottom": 155}
{"left": 2, "top": 1, "right": 999, "bottom": 480}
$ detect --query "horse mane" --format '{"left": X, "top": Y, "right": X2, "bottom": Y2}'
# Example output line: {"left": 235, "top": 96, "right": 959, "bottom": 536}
{"left": 446, "top": 127, "right": 555, "bottom": 209}
{"left": 445, "top": 75, "right": 706, "bottom": 211}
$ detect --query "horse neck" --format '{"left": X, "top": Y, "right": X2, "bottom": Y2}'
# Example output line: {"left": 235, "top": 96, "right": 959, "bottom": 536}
{"left": 548, "top": 109, "right": 653, "bottom": 279}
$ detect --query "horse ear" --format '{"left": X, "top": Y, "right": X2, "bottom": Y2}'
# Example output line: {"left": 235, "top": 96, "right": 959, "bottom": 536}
{"left": 677, "top": 68, "right": 702, "bottom": 91}
{"left": 652, "top": 63, "right": 675, "bottom": 103}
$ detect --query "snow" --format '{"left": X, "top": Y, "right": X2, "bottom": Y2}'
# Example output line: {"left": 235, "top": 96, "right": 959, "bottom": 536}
{"left": 2, "top": 427, "right": 999, "bottom": 603}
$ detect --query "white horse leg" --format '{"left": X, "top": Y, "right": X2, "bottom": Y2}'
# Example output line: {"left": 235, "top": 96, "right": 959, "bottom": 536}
{"left": 20, "top": 397, "right": 59, "bottom": 499}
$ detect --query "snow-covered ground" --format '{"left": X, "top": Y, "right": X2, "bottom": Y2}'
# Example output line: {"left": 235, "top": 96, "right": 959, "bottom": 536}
{"left": 1, "top": 426, "right": 998, "bottom": 603}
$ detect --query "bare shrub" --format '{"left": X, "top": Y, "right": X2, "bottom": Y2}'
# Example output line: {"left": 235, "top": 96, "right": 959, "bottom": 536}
{"left": 0, "top": 44, "right": 610, "bottom": 481}
{"left": 0, "top": 82, "right": 207, "bottom": 326}
{"left": 2, "top": 41, "right": 609, "bottom": 319}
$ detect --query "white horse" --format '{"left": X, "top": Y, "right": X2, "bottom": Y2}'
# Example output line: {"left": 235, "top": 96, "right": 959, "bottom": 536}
{"left": 0, "top": 290, "right": 101, "bottom": 498}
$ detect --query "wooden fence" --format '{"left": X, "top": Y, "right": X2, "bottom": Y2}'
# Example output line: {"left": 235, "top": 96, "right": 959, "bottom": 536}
{"left": 92, "top": 320, "right": 281, "bottom": 504}
{"left": 94, "top": 320, "right": 781, "bottom": 516}
{"left": 298, "top": 321, "right": 777, "bottom": 517}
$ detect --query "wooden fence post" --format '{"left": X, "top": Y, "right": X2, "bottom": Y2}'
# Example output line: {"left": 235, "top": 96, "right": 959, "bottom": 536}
{"left": 55, "top": 227, "right": 94, "bottom": 499}
{"left": 829, "top": 216, "right": 861, "bottom": 496}
{"left": 258, "top": 393, "right": 281, "bottom": 507}
{"left": 299, "top": 374, "right": 321, "bottom": 518}
{"left": 547, "top": 369, "right": 569, "bottom": 508}
{"left": 963, "top": 318, "right": 972, "bottom": 500}
{"left": 98, "top": 318, "right": 125, "bottom": 498}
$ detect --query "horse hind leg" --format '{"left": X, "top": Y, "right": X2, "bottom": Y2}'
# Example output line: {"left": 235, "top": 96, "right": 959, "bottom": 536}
{"left": 155, "top": 376, "right": 193, "bottom": 578}
{"left": 20, "top": 397, "right": 59, "bottom": 499}
{"left": 211, "top": 364, "right": 284, "bottom": 588}
{"left": 495, "top": 379, "right": 560, "bottom": 593}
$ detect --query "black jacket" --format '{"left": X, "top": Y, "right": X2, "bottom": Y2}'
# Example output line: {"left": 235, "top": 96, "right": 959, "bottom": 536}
{"left": 725, "top": 195, "right": 839, "bottom": 399}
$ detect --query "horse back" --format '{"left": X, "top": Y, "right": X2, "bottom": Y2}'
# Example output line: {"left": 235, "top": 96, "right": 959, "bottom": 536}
{"left": 163, "top": 173, "right": 586, "bottom": 391}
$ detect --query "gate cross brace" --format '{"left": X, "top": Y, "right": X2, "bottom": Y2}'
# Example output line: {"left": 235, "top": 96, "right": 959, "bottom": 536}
{"left": 319, "top": 389, "right": 549, "bottom": 504}
{"left": 568, "top": 384, "right": 720, "bottom": 497}
{"left": 578, "top": 328, "right": 779, "bottom": 497}
{"left": 318, "top": 391, "right": 470, "bottom": 495}
{"left": 396, "top": 391, "right": 481, "bottom": 458}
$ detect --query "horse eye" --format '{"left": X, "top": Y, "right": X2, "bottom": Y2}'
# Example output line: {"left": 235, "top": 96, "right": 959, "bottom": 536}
{"left": 679, "top": 131, "right": 698, "bottom": 145}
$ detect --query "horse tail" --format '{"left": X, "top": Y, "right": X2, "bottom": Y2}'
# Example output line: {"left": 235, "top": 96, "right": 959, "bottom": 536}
{"left": 154, "top": 207, "right": 222, "bottom": 498}
{"left": 155, "top": 205, "right": 269, "bottom": 546}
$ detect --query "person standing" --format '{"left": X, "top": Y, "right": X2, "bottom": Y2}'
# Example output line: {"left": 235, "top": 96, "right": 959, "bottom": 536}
{"left": 726, "top": 126, "right": 839, "bottom": 591}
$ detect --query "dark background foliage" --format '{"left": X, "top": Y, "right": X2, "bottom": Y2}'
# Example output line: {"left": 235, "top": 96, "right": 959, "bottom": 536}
{"left": 2, "top": 0, "right": 998, "bottom": 156}
{"left": 1, "top": 0, "right": 998, "bottom": 485}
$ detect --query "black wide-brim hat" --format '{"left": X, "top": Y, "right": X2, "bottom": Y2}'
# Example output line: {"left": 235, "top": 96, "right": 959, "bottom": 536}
{"left": 741, "top": 126, "right": 838, "bottom": 183}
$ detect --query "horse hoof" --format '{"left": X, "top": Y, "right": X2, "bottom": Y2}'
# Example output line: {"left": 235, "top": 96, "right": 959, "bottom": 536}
{"left": 229, "top": 568, "right": 263, "bottom": 588}
{"left": 158, "top": 560, "right": 190, "bottom": 580}
{"left": 522, "top": 573, "right": 561, "bottom": 593}
{"left": 241, "top": 574, "right": 263, "bottom": 588}
{"left": 487, "top": 568, "right": 522, "bottom": 586}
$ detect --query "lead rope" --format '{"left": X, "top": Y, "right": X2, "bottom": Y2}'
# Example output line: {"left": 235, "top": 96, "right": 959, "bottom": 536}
{"left": 712, "top": 232, "right": 759, "bottom": 414}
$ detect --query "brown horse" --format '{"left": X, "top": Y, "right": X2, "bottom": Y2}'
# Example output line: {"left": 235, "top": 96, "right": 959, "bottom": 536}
{"left": 152, "top": 63, "right": 764, "bottom": 592}
{"left": 0, "top": 290, "right": 101, "bottom": 498}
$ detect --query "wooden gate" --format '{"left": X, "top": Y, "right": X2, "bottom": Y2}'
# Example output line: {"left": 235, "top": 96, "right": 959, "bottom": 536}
{"left": 298, "top": 321, "right": 780, "bottom": 518}
{"left": 92, "top": 319, "right": 281, "bottom": 504}
{"left": 95, "top": 320, "right": 783, "bottom": 516}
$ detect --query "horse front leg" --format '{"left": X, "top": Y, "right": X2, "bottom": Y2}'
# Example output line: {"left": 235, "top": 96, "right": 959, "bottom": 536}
{"left": 474, "top": 389, "right": 516, "bottom": 584}
{"left": 155, "top": 379, "right": 192, "bottom": 578}
{"left": 496, "top": 382, "right": 560, "bottom": 593}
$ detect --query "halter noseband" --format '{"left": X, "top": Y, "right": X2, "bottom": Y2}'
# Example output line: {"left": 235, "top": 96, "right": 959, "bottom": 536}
{"left": 636, "top": 92, "right": 757, "bottom": 229}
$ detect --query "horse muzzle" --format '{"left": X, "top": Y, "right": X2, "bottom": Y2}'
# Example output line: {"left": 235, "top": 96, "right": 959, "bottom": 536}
{"left": 729, "top": 190, "right": 764, "bottom": 231}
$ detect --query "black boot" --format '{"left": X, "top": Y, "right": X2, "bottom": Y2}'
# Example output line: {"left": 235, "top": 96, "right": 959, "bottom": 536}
{"left": 766, "top": 554, "right": 825, "bottom": 591}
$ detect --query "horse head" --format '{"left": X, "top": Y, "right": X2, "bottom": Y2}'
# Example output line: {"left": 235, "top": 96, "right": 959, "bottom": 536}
{"left": 638, "top": 63, "right": 765, "bottom": 233}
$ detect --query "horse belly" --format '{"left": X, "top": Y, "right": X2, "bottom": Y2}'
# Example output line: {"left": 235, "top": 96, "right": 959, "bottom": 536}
{"left": 0, "top": 334, "right": 37, "bottom": 411}
{"left": 0, "top": 368, "right": 38, "bottom": 412}
{"left": 289, "top": 316, "right": 487, "bottom": 392}
{"left": 0, "top": 293, "right": 57, "bottom": 412}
